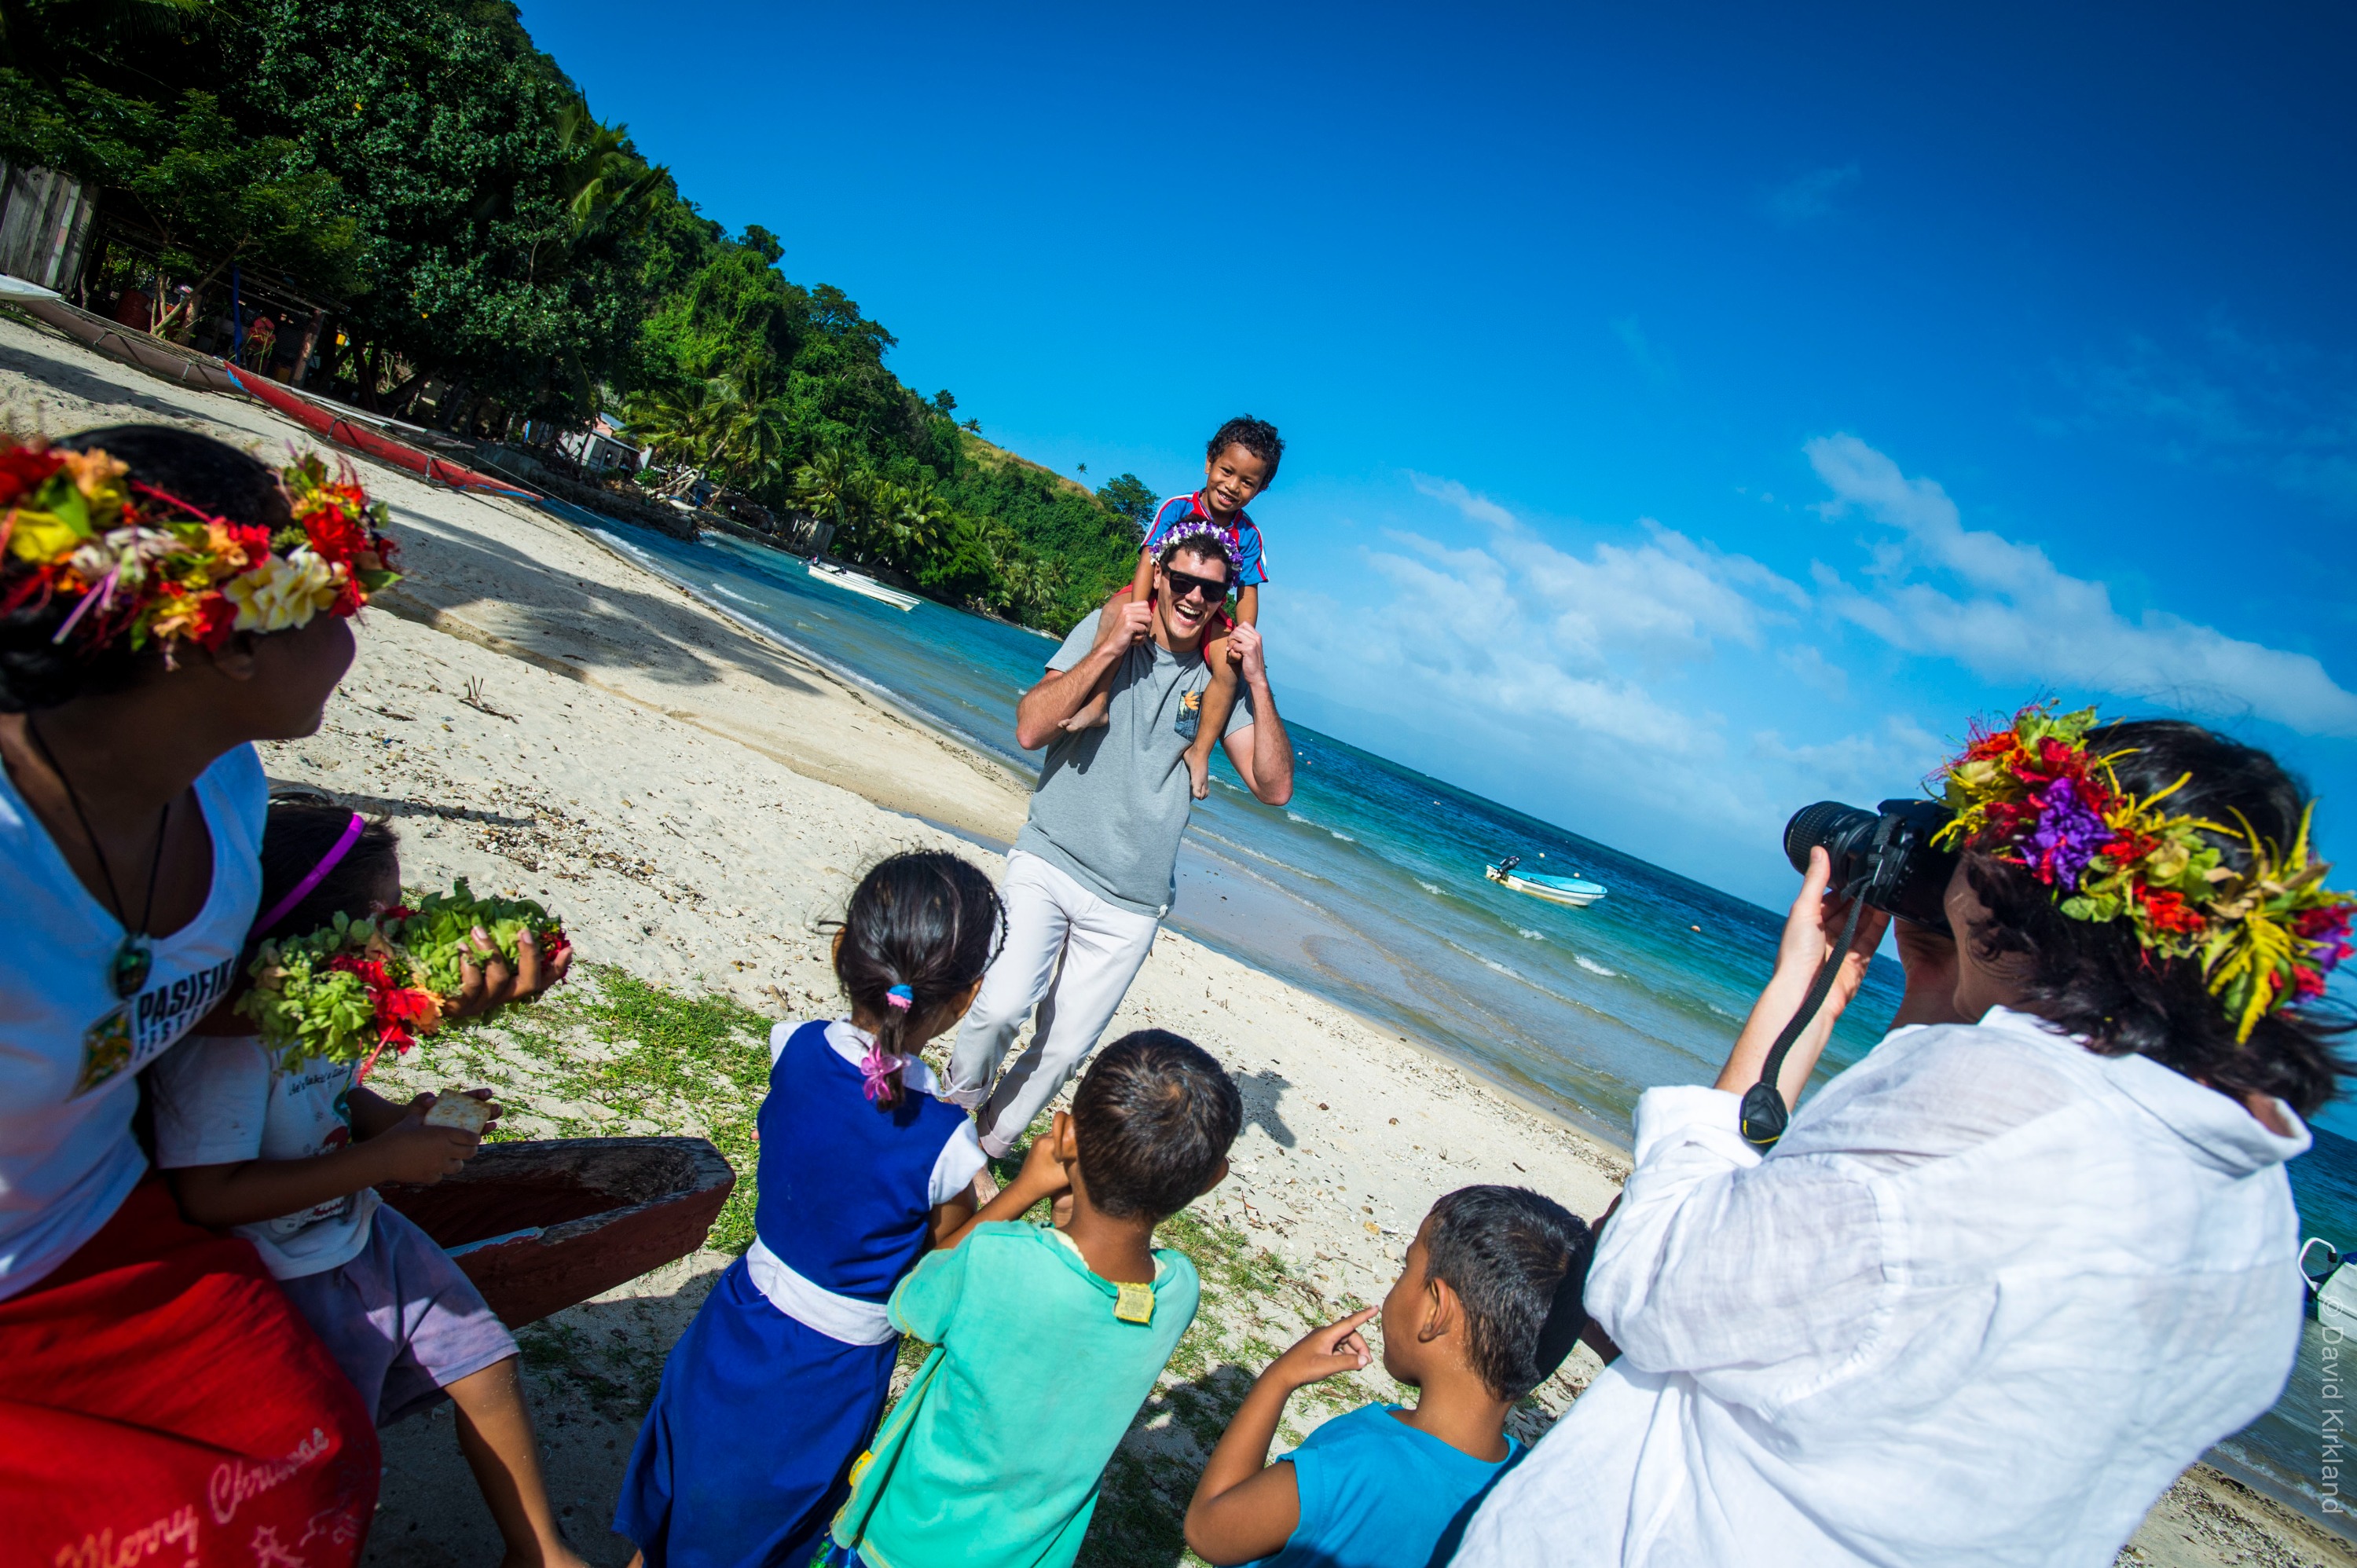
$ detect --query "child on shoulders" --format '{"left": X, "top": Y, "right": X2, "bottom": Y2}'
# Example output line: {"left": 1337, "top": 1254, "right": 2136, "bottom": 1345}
{"left": 823, "top": 1029, "right": 1244, "bottom": 1568}
{"left": 616, "top": 852, "right": 1004, "bottom": 1568}
{"left": 150, "top": 800, "right": 581, "bottom": 1568}
{"left": 1065, "top": 416, "right": 1283, "bottom": 800}
{"left": 1185, "top": 1185, "right": 1593, "bottom": 1568}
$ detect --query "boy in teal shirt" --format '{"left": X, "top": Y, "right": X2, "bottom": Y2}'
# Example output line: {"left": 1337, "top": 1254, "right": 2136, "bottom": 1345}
{"left": 825, "top": 1030, "right": 1242, "bottom": 1568}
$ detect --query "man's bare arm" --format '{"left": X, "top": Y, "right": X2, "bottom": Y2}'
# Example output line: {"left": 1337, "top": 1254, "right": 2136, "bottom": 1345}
{"left": 1219, "top": 624, "right": 1294, "bottom": 805}
{"left": 1014, "top": 599, "right": 1153, "bottom": 749}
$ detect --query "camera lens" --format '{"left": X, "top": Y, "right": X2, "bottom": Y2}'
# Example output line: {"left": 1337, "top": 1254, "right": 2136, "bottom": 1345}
{"left": 1783, "top": 799, "right": 1959, "bottom": 929}
{"left": 1783, "top": 801, "right": 1882, "bottom": 883}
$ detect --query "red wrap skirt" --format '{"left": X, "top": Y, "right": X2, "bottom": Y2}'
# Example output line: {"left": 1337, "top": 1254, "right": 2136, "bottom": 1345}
{"left": 0, "top": 1178, "right": 380, "bottom": 1568}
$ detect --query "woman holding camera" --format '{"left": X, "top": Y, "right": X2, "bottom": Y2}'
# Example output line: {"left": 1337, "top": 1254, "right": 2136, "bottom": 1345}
{"left": 1458, "top": 707, "right": 2352, "bottom": 1567}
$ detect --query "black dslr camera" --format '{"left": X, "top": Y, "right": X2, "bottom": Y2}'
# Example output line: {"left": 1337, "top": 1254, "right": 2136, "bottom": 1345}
{"left": 1780, "top": 799, "right": 1958, "bottom": 930}
{"left": 1739, "top": 799, "right": 1959, "bottom": 1148}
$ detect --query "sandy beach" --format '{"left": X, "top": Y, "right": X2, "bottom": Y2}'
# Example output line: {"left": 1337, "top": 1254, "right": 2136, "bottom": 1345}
{"left": 2, "top": 311, "right": 2346, "bottom": 1568}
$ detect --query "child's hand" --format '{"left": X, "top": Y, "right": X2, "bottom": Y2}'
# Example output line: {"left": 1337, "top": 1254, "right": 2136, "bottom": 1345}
{"left": 1014, "top": 1125, "right": 1074, "bottom": 1201}
{"left": 1226, "top": 621, "right": 1266, "bottom": 682}
{"left": 447, "top": 1086, "right": 502, "bottom": 1131}
{"left": 1264, "top": 1306, "right": 1377, "bottom": 1391}
{"left": 443, "top": 927, "right": 570, "bottom": 1020}
{"left": 1094, "top": 594, "right": 1153, "bottom": 658}
{"left": 374, "top": 1106, "right": 482, "bottom": 1185}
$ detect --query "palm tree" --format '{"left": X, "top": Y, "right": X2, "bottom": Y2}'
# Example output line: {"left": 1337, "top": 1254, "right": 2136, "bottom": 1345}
{"left": 794, "top": 446, "right": 858, "bottom": 526}
{"left": 889, "top": 476, "right": 951, "bottom": 562}
{"left": 713, "top": 367, "right": 790, "bottom": 492}
{"left": 550, "top": 97, "right": 668, "bottom": 253}
{"left": 626, "top": 377, "right": 743, "bottom": 495}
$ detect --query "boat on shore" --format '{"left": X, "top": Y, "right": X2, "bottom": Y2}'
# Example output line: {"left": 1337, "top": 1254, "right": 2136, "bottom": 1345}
{"left": 806, "top": 558, "right": 920, "bottom": 610}
{"left": 378, "top": 1135, "right": 734, "bottom": 1328}
{"left": 1486, "top": 855, "right": 1607, "bottom": 908}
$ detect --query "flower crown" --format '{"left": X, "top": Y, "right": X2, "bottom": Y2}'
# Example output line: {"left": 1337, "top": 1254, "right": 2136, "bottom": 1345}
{"left": 1931, "top": 702, "right": 2354, "bottom": 1041}
{"left": 0, "top": 438, "right": 399, "bottom": 664}
{"left": 1156, "top": 518, "right": 1241, "bottom": 577}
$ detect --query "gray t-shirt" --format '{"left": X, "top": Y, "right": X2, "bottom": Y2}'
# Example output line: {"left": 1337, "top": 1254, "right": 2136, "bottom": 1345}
{"left": 1014, "top": 610, "right": 1255, "bottom": 916}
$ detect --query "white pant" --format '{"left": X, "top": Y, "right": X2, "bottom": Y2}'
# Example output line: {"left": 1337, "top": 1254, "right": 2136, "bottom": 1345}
{"left": 948, "top": 850, "right": 1161, "bottom": 1156}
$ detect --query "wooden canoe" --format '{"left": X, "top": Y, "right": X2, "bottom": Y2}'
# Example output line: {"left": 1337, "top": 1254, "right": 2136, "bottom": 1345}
{"left": 377, "top": 1136, "right": 735, "bottom": 1328}
{"left": 224, "top": 365, "right": 541, "bottom": 500}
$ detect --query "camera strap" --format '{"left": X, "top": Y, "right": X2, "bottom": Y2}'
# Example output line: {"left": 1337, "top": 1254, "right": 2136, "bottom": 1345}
{"left": 1739, "top": 809, "right": 1895, "bottom": 1148}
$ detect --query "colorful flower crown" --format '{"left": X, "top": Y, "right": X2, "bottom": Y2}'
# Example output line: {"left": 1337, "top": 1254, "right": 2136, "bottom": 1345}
{"left": 0, "top": 438, "right": 398, "bottom": 664}
{"left": 1156, "top": 518, "right": 1242, "bottom": 577}
{"left": 1932, "top": 703, "right": 2354, "bottom": 1041}
{"left": 236, "top": 878, "right": 570, "bottom": 1071}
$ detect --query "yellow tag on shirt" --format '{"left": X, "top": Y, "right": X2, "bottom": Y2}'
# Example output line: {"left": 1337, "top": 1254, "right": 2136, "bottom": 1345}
{"left": 1113, "top": 1281, "right": 1155, "bottom": 1324}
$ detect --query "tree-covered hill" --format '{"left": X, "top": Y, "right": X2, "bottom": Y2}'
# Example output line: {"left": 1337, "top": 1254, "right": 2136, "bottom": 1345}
{"left": 0, "top": 0, "right": 1152, "bottom": 628}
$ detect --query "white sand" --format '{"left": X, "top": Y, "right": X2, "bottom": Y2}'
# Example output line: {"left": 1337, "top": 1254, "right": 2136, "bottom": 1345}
{"left": 1, "top": 311, "right": 2341, "bottom": 1568}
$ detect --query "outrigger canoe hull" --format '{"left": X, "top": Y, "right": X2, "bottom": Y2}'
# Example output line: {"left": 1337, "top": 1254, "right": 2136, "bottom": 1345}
{"left": 1486, "top": 865, "right": 1606, "bottom": 908}
{"left": 378, "top": 1136, "right": 735, "bottom": 1328}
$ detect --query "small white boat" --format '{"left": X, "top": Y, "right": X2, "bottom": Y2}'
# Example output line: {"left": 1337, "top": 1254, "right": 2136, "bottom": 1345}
{"left": 805, "top": 559, "right": 919, "bottom": 611}
{"left": 2303, "top": 1238, "right": 2357, "bottom": 1334}
{"left": 1486, "top": 856, "right": 1605, "bottom": 908}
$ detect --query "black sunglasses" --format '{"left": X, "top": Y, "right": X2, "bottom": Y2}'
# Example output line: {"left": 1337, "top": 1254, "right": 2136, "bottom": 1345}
{"left": 1160, "top": 565, "right": 1230, "bottom": 604}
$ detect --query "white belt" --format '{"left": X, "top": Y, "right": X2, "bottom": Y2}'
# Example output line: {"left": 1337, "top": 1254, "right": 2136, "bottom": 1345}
{"left": 745, "top": 1239, "right": 897, "bottom": 1345}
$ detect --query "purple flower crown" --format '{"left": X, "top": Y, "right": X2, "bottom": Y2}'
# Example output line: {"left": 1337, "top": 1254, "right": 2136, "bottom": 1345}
{"left": 1154, "top": 518, "right": 1241, "bottom": 577}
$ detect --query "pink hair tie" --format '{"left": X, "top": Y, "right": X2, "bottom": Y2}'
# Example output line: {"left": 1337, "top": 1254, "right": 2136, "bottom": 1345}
{"left": 885, "top": 984, "right": 915, "bottom": 1010}
{"left": 255, "top": 812, "right": 366, "bottom": 935}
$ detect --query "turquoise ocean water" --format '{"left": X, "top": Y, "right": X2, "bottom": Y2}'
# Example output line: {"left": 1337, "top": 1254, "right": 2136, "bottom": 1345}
{"left": 589, "top": 520, "right": 2354, "bottom": 1537}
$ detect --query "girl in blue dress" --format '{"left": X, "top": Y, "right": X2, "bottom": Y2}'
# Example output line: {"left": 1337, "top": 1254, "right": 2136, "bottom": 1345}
{"left": 616, "top": 851, "right": 1006, "bottom": 1568}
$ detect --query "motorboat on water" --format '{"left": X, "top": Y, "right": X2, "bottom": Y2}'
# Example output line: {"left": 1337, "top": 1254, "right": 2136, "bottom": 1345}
{"left": 805, "top": 558, "right": 920, "bottom": 610}
{"left": 2303, "top": 1236, "right": 2357, "bottom": 1334}
{"left": 1486, "top": 855, "right": 1606, "bottom": 908}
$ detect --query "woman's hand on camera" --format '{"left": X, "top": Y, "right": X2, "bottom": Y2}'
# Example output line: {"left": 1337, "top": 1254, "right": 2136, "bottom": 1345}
{"left": 1780, "top": 848, "right": 1889, "bottom": 1000}
{"left": 1716, "top": 846, "right": 1891, "bottom": 1102}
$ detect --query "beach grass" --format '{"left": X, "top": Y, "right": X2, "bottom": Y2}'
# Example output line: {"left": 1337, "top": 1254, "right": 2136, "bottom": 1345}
{"left": 418, "top": 962, "right": 773, "bottom": 1253}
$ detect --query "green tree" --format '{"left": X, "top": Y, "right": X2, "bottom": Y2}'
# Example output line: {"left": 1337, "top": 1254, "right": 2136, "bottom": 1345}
{"left": 1097, "top": 472, "right": 1158, "bottom": 534}
{"left": 236, "top": 0, "right": 648, "bottom": 414}
{"left": 0, "top": 0, "right": 1154, "bottom": 628}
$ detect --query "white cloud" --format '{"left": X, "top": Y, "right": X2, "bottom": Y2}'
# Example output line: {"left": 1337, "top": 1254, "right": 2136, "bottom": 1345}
{"left": 1762, "top": 163, "right": 1860, "bottom": 225}
{"left": 1778, "top": 643, "right": 1849, "bottom": 698}
{"left": 1274, "top": 482, "right": 1833, "bottom": 852}
{"left": 1407, "top": 473, "right": 1517, "bottom": 530}
{"left": 1807, "top": 433, "right": 2357, "bottom": 736}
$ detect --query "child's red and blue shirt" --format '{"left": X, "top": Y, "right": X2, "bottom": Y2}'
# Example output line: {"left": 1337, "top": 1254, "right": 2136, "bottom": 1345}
{"left": 1142, "top": 493, "right": 1268, "bottom": 588}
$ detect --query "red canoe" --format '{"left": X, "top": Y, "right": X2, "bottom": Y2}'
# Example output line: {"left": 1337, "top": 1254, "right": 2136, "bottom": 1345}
{"left": 377, "top": 1136, "right": 735, "bottom": 1328}
{"left": 223, "top": 365, "right": 541, "bottom": 501}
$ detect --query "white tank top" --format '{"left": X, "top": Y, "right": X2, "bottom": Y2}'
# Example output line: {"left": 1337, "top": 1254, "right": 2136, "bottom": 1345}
{"left": 0, "top": 744, "right": 266, "bottom": 1299}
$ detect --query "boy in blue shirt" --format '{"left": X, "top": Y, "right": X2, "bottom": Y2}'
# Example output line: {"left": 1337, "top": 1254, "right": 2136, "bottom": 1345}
{"left": 823, "top": 1030, "right": 1242, "bottom": 1568}
{"left": 1184, "top": 1186, "right": 1593, "bottom": 1568}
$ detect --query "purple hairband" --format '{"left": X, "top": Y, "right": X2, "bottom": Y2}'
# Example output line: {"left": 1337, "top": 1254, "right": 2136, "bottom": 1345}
{"left": 256, "top": 811, "right": 366, "bottom": 935}
{"left": 1157, "top": 518, "right": 1241, "bottom": 575}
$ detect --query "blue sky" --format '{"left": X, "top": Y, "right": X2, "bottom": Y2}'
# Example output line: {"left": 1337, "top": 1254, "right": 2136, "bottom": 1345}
{"left": 520, "top": 0, "right": 2357, "bottom": 907}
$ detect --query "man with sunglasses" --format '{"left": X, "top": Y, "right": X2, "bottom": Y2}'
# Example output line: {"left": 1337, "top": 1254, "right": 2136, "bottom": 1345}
{"left": 947, "top": 522, "right": 1296, "bottom": 1161}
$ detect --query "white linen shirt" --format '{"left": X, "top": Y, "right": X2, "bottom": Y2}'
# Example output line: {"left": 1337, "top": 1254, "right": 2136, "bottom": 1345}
{"left": 1457, "top": 1006, "right": 2309, "bottom": 1568}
